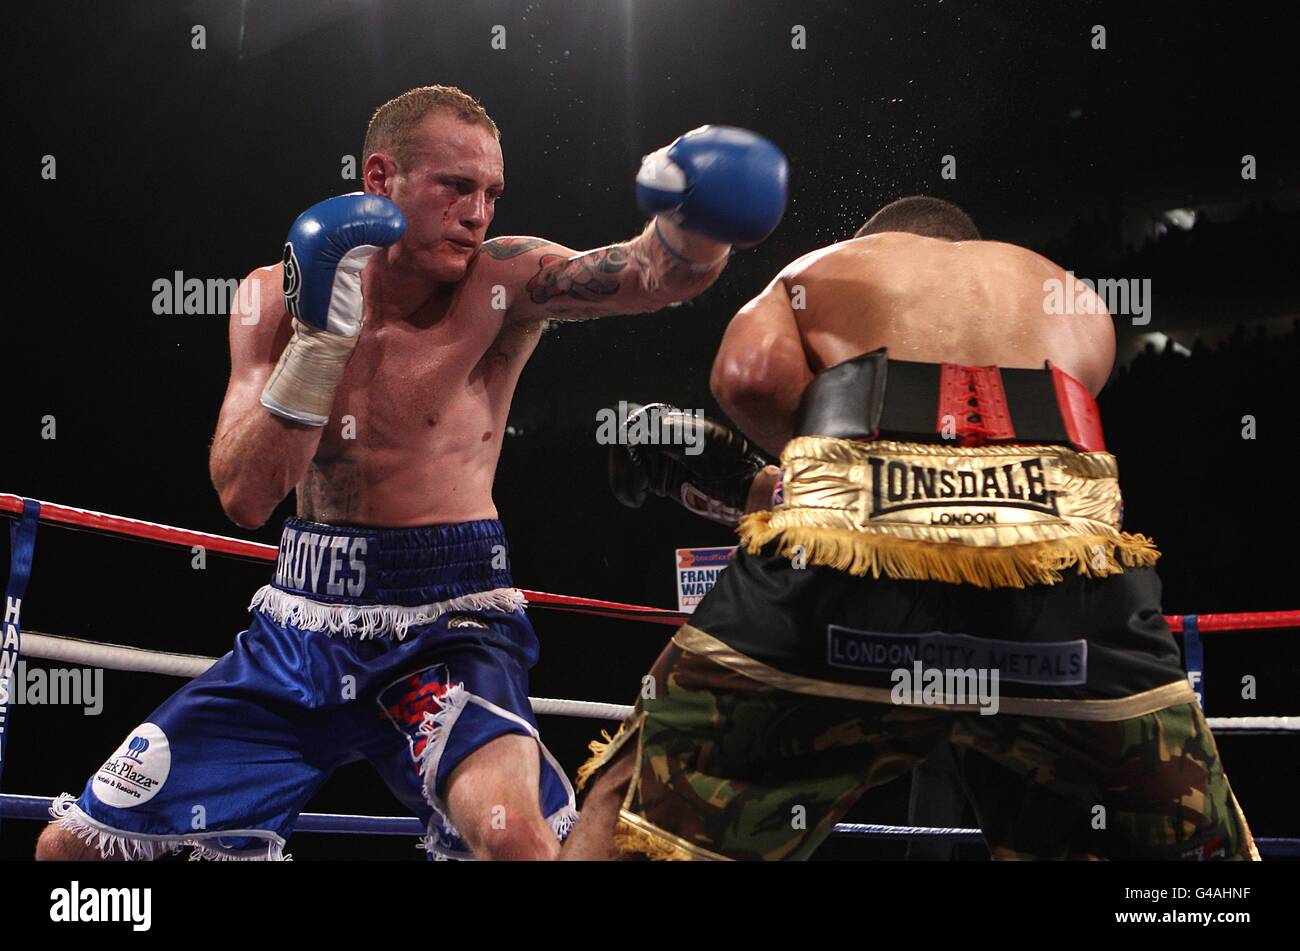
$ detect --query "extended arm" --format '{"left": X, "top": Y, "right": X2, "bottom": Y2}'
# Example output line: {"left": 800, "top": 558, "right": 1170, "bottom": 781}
{"left": 490, "top": 125, "right": 787, "bottom": 323}
{"left": 481, "top": 218, "right": 729, "bottom": 322}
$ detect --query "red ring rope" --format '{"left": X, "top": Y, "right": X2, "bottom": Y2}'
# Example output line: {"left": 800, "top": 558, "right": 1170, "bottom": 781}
{"left": 0, "top": 493, "right": 686, "bottom": 625}
{"left": 3, "top": 493, "right": 1296, "bottom": 631}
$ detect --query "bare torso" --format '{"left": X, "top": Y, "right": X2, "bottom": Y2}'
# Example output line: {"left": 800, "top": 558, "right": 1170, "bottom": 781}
{"left": 274, "top": 253, "right": 544, "bottom": 527}
{"left": 784, "top": 233, "right": 1115, "bottom": 392}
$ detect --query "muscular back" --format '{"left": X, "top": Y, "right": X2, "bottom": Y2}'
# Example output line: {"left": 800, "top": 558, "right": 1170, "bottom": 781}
{"left": 786, "top": 233, "right": 1115, "bottom": 391}
{"left": 711, "top": 232, "right": 1117, "bottom": 456}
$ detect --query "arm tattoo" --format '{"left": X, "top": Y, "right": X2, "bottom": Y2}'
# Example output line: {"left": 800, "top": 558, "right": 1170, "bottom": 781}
{"left": 481, "top": 236, "right": 549, "bottom": 260}
{"left": 525, "top": 247, "right": 631, "bottom": 312}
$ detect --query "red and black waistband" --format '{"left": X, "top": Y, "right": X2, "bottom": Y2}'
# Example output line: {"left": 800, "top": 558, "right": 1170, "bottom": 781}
{"left": 793, "top": 348, "right": 1106, "bottom": 452}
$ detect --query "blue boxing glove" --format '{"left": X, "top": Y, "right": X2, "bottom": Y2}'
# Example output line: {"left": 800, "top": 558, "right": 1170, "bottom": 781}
{"left": 261, "top": 194, "right": 406, "bottom": 426}
{"left": 635, "top": 126, "right": 788, "bottom": 246}
{"left": 281, "top": 193, "right": 406, "bottom": 334}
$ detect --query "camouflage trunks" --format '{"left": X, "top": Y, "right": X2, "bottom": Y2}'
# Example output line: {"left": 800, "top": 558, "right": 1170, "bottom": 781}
{"left": 579, "top": 547, "right": 1257, "bottom": 861}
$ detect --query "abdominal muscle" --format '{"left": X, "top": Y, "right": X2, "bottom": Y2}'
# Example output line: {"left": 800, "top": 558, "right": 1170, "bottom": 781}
{"left": 292, "top": 315, "right": 526, "bottom": 529}
{"left": 296, "top": 436, "right": 502, "bottom": 528}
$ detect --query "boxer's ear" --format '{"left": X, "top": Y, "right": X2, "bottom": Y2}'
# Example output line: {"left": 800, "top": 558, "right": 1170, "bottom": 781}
{"left": 362, "top": 152, "right": 398, "bottom": 196}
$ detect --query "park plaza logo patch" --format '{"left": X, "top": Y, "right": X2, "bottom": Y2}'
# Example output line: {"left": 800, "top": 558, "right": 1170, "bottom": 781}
{"left": 92, "top": 722, "right": 171, "bottom": 808}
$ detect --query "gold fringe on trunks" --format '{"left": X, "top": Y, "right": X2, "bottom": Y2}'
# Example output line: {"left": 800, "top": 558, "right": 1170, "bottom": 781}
{"left": 575, "top": 715, "right": 642, "bottom": 792}
{"left": 614, "top": 816, "right": 694, "bottom": 861}
{"left": 741, "top": 436, "right": 1161, "bottom": 589}
{"left": 739, "top": 510, "right": 1160, "bottom": 589}
{"left": 614, "top": 810, "right": 729, "bottom": 861}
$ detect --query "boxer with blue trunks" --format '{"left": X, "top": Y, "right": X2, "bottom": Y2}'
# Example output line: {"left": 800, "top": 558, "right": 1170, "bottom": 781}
{"left": 51, "top": 519, "right": 571, "bottom": 860}
{"left": 36, "top": 85, "right": 787, "bottom": 861}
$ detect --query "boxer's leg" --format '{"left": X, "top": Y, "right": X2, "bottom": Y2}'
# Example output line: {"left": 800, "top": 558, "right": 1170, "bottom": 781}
{"left": 444, "top": 733, "right": 557, "bottom": 860}
{"left": 560, "top": 743, "right": 635, "bottom": 860}
{"left": 37, "top": 612, "right": 332, "bottom": 861}
{"left": 905, "top": 744, "right": 977, "bottom": 861}
{"left": 369, "top": 607, "right": 576, "bottom": 861}
{"left": 369, "top": 695, "right": 564, "bottom": 861}
{"left": 953, "top": 703, "right": 1258, "bottom": 860}
{"left": 566, "top": 635, "right": 952, "bottom": 860}
{"left": 36, "top": 822, "right": 124, "bottom": 861}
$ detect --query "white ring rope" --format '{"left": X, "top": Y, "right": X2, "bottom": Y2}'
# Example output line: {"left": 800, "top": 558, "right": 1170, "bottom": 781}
{"left": 16, "top": 629, "right": 1296, "bottom": 731}
{"left": 18, "top": 630, "right": 632, "bottom": 721}
{"left": 1203, "top": 717, "right": 1297, "bottom": 732}
{"left": 22, "top": 631, "right": 215, "bottom": 679}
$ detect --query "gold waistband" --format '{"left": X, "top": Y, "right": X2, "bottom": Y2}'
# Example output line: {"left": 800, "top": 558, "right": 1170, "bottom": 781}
{"left": 738, "top": 437, "right": 1158, "bottom": 588}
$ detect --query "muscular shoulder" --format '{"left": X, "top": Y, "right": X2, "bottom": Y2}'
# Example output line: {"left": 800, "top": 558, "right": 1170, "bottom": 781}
{"left": 232, "top": 261, "right": 289, "bottom": 331}
{"left": 480, "top": 235, "right": 559, "bottom": 262}
{"left": 786, "top": 236, "right": 1078, "bottom": 288}
{"left": 475, "top": 235, "right": 574, "bottom": 284}
{"left": 775, "top": 234, "right": 905, "bottom": 294}
{"left": 967, "top": 240, "right": 1070, "bottom": 275}
{"left": 778, "top": 232, "right": 936, "bottom": 278}
{"left": 979, "top": 242, "right": 1113, "bottom": 317}
{"left": 241, "top": 260, "right": 284, "bottom": 292}
{"left": 474, "top": 235, "right": 582, "bottom": 323}
{"left": 471, "top": 240, "right": 546, "bottom": 291}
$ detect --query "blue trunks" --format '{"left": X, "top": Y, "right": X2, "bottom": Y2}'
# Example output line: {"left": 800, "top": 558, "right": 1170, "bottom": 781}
{"left": 52, "top": 518, "right": 576, "bottom": 860}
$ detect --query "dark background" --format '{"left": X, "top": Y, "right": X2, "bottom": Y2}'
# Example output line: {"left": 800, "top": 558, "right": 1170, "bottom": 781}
{"left": 4, "top": 0, "right": 1298, "bottom": 860}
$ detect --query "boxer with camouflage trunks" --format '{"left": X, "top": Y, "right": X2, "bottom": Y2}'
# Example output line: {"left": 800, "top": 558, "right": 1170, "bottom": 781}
{"left": 35, "top": 86, "right": 786, "bottom": 860}
{"left": 564, "top": 196, "right": 1257, "bottom": 861}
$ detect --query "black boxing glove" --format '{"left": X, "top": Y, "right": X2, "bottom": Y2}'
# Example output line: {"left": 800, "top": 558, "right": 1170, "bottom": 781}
{"left": 607, "top": 403, "right": 773, "bottom": 526}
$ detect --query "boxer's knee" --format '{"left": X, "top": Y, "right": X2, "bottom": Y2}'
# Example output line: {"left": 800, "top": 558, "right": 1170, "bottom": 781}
{"left": 36, "top": 821, "right": 111, "bottom": 861}
{"left": 466, "top": 808, "right": 559, "bottom": 861}
{"left": 444, "top": 733, "right": 558, "bottom": 860}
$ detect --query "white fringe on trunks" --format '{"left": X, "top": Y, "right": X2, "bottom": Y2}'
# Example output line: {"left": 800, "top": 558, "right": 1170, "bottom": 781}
{"left": 49, "top": 793, "right": 289, "bottom": 861}
{"left": 412, "top": 684, "right": 579, "bottom": 861}
{"left": 249, "top": 585, "right": 527, "bottom": 640}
